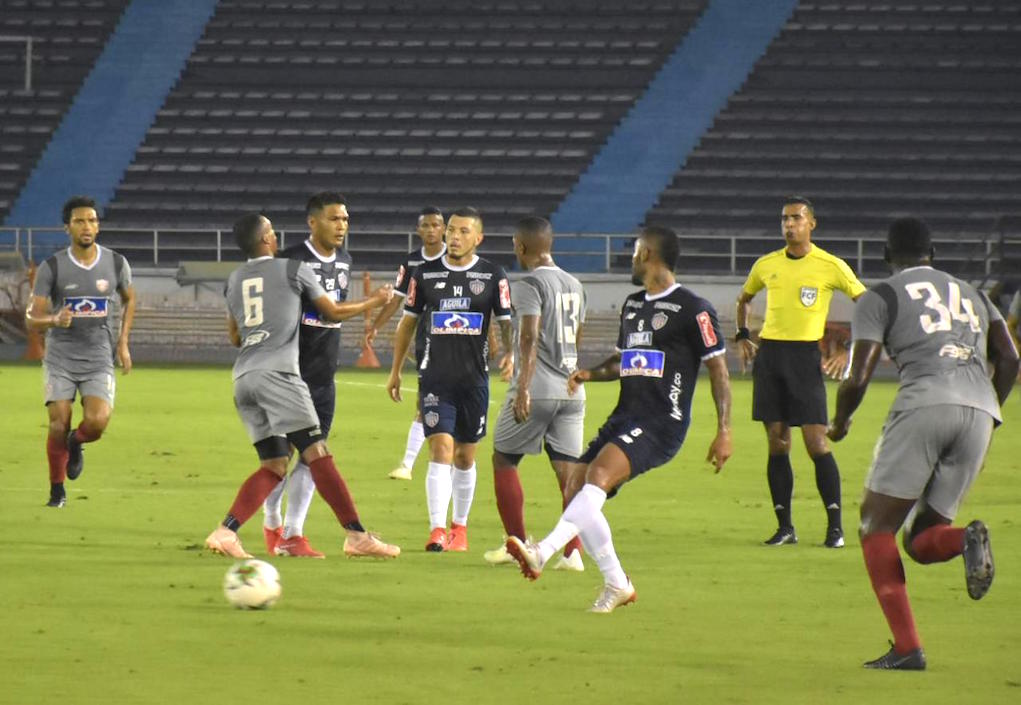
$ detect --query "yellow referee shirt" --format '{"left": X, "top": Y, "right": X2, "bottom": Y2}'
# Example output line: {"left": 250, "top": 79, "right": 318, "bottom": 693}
{"left": 742, "top": 244, "right": 865, "bottom": 341}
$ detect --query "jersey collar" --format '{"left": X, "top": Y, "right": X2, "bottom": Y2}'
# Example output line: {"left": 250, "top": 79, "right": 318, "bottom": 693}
{"left": 442, "top": 254, "right": 479, "bottom": 271}
{"left": 247, "top": 255, "right": 274, "bottom": 263}
{"left": 67, "top": 246, "right": 101, "bottom": 271}
{"left": 421, "top": 244, "right": 446, "bottom": 261}
{"left": 304, "top": 239, "right": 336, "bottom": 263}
{"left": 644, "top": 283, "right": 681, "bottom": 301}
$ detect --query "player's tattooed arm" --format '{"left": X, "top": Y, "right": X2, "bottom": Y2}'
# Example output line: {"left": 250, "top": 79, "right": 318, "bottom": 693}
{"left": 704, "top": 355, "right": 732, "bottom": 473}
{"left": 512, "top": 314, "right": 540, "bottom": 421}
{"left": 116, "top": 284, "right": 136, "bottom": 374}
{"left": 828, "top": 339, "right": 883, "bottom": 441}
{"left": 567, "top": 352, "right": 621, "bottom": 395}
{"left": 497, "top": 317, "right": 514, "bottom": 383}
{"left": 25, "top": 295, "right": 71, "bottom": 331}
{"left": 226, "top": 314, "right": 241, "bottom": 348}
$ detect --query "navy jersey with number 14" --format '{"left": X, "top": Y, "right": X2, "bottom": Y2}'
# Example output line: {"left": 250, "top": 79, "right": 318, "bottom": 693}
{"left": 404, "top": 255, "right": 512, "bottom": 387}
{"left": 612, "top": 283, "right": 726, "bottom": 433}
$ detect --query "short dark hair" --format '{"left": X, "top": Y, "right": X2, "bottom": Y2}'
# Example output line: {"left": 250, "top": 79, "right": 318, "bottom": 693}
{"left": 641, "top": 225, "right": 679, "bottom": 271}
{"left": 783, "top": 195, "right": 815, "bottom": 217}
{"left": 306, "top": 191, "right": 346, "bottom": 216}
{"left": 515, "top": 216, "right": 553, "bottom": 250}
{"left": 886, "top": 217, "right": 932, "bottom": 259}
{"left": 62, "top": 195, "right": 98, "bottom": 224}
{"left": 449, "top": 206, "right": 483, "bottom": 231}
{"left": 419, "top": 206, "right": 443, "bottom": 218}
{"left": 233, "top": 212, "right": 267, "bottom": 256}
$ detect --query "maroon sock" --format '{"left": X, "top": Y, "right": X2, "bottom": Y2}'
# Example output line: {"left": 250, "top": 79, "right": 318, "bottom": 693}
{"left": 226, "top": 467, "right": 282, "bottom": 527}
{"left": 910, "top": 525, "right": 966, "bottom": 564}
{"left": 46, "top": 435, "right": 68, "bottom": 483}
{"left": 74, "top": 423, "right": 102, "bottom": 443}
{"left": 308, "top": 455, "right": 360, "bottom": 526}
{"left": 557, "top": 475, "right": 584, "bottom": 557}
{"left": 862, "top": 533, "right": 921, "bottom": 653}
{"left": 494, "top": 467, "right": 526, "bottom": 540}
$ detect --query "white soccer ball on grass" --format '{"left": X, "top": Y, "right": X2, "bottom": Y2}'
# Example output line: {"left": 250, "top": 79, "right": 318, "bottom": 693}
{"left": 223, "top": 559, "right": 281, "bottom": 609}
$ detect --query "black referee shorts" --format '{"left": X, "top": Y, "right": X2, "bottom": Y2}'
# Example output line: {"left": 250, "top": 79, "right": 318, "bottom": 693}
{"left": 752, "top": 339, "right": 828, "bottom": 426}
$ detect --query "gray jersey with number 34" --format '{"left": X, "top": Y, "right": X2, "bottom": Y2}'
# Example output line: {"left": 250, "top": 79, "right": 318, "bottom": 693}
{"left": 852, "top": 265, "right": 1002, "bottom": 421}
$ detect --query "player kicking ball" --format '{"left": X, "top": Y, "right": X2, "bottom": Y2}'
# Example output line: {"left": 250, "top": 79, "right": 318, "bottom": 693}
{"left": 205, "top": 213, "right": 400, "bottom": 560}
{"left": 506, "top": 227, "right": 732, "bottom": 612}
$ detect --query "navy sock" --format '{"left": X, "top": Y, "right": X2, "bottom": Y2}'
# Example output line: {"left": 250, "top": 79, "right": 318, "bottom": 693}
{"left": 767, "top": 454, "right": 794, "bottom": 529}
{"left": 813, "top": 452, "right": 842, "bottom": 530}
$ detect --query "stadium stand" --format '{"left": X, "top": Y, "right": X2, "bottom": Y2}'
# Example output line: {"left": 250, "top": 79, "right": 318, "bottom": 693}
{"left": 645, "top": 0, "right": 1021, "bottom": 278}
{"left": 101, "top": 0, "right": 707, "bottom": 266}
{"left": 0, "top": 0, "right": 130, "bottom": 223}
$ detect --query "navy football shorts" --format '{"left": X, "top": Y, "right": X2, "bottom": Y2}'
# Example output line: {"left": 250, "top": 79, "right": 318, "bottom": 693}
{"left": 580, "top": 413, "right": 688, "bottom": 490}
{"left": 418, "top": 383, "right": 490, "bottom": 444}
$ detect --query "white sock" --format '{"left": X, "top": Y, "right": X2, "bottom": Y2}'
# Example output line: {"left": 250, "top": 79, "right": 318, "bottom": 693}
{"left": 425, "top": 461, "right": 452, "bottom": 530}
{"left": 451, "top": 462, "right": 477, "bottom": 526}
{"left": 263, "top": 473, "right": 285, "bottom": 529}
{"left": 538, "top": 484, "right": 607, "bottom": 566}
{"left": 282, "top": 461, "right": 316, "bottom": 539}
{"left": 402, "top": 421, "right": 425, "bottom": 468}
{"left": 579, "top": 515, "right": 628, "bottom": 589}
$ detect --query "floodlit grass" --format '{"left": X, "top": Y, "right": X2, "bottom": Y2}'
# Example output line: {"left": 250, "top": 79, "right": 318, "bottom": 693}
{"left": 2, "top": 363, "right": 1019, "bottom": 705}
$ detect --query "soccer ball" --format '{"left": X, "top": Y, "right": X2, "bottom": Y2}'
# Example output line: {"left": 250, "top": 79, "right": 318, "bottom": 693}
{"left": 223, "top": 559, "right": 281, "bottom": 609}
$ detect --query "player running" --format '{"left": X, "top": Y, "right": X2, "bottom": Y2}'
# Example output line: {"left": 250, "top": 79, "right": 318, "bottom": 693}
{"left": 205, "top": 213, "right": 399, "bottom": 559}
{"left": 483, "top": 217, "right": 587, "bottom": 571}
{"left": 261, "top": 192, "right": 358, "bottom": 558}
{"left": 828, "top": 217, "right": 1018, "bottom": 669}
{"left": 364, "top": 206, "right": 446, "bottom": 481}
{"left": 505, "top": 226, "right": 733, "bottom": 612}
{"left": 386, "top": 207, "right": 513, "bottom": 552}
{"left": 26, "top": 196, "right": 136, "bottom": 509}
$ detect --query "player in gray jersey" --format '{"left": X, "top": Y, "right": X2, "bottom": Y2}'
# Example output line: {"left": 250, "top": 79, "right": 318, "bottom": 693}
{"left": 829, "top": 217, "right": 1018, "bottom": 670}
{"left": 483, "top": 217, "right": 589, "bottom": 571}
{"left": 26, "top": 196, "right": 135, "bottom": 509}
{"left": 204, "top": 213, "right": 400, "bottom": 559}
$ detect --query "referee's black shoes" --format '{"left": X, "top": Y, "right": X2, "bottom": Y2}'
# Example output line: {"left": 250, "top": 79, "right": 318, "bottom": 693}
{"left": 763, "top": 526, "right": 798, "bottom": 545}
{"left": 824, "top": 526, "right": 845, "bottom": 548}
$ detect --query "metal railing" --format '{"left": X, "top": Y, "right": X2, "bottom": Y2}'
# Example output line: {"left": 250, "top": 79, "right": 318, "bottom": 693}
{"left": 0, "top": 35, "right": 34, "bottom": 91}
{"left": 0, "top": 225, "right": 1012, "bottom": 278}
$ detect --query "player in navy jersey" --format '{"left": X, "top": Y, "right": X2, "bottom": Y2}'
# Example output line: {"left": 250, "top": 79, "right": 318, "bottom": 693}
{"left": 506, "top": 226, "right": 733, "bottom": 612}
{"left": 364, "top": 206, "right": 446, "bottom": 481}
{"left": 261, "top": 192, "right": 365, "bottom": 558}
{"left": 386, "top": 207, "right": 513, "bottom": 552}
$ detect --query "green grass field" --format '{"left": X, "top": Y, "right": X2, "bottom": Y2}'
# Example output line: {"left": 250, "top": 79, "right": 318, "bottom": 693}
{"left": 2, "top": 363, "right": 1019, "bottom": 705}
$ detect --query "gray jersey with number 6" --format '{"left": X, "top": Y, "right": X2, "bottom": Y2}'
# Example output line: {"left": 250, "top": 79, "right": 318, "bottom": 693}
{"left": 508, "top": 265, "right": 587, "bottom": 401}
{"left": 852, "top": 265, "right": 1002, "bottom": 421}
{"left": 225, "top": 256, "right": 326, "bottom": 380}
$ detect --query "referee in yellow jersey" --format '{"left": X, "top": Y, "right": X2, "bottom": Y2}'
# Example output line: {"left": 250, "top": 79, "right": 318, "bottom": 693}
{"left": 736, "top": 196, "right": 866, "bottom": 548}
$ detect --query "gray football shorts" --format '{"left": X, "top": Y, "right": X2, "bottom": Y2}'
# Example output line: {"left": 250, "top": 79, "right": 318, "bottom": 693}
{"left": 492, "top": 396, "right": 585, "bottom": 458}
{"left": 44, "top": 364, "right": 116, "bottom": 407}
{"left": 233, "top": 369, "right": 320, "bottom": 444}
{"left": 865, "top": 405, "right": 994, "bottom": 520}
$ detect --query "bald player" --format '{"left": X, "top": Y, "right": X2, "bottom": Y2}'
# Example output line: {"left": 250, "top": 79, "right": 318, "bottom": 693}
{"left": 829, "top": 217, "right": 1017, "bottom": 669}
{"left": 736, "top": 196, "right": 866, "bottom": 548}
{"left": 484, "top": 217, "right": 587, "bottom": 571}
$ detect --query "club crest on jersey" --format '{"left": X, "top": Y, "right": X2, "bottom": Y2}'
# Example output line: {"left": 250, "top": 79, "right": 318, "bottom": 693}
{"left": 63, "top": 296, "right": 108, "bottom": 317}
{"left": 626, "top": 331, "right": 653, "bottom": 347}
{"left": 620, "top": 349, "right": 665, "bottom": 378}
{"left": 337, "top": 271, "right": 348, "bottom": 290}
{"left": 469, "top": 279, "right": 485, "bottom": 296}
{"left": 439, "top": 297, "right": 471, "bottom": 311}
{"left": 431, "top": 311, "right": 483, "bottom": 335}
{"left": 800, "top": 286, "right": 818, "bottom": 307}
{"left": 422, "top": 393, "right": 439, "bottom": 407}
{"left": 651, "top": 312, "right": 668, "bottom": 330}
{"left": 95, "top": 279, "right": 110, "bottom": 293}
{"left": 424, "top": 411, "right": 440, "bottom": 428}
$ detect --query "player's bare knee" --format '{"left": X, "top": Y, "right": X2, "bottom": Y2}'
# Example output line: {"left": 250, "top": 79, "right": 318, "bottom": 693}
{"left": 48, "top": 419, "right": 70, "bottom": 438}
{"left": 453, "top": 447, "right": 475, "bottom": 470}
{"left": 264, "top": 458, "right": 289, "bottom": 477}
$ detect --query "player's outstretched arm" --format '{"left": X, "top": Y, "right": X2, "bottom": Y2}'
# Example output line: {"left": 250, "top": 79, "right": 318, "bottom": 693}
{"left": 704, "top": 355, "right": 732, "bottom": 473}
{"left": 828, "top": 339, "right": 883, "bottom": 441}
{"left": 364, "top": 294, "right": 404, "bottom": 348}
{"left": 988, "top": 319, "right": 1020, "bottom": 405}
{"left": 568, "top": 352, "right": 621, "bottom": 395}
{"left": 25, "top": 295, "right": 71, "bottom": 331}
{"left": 117, "top": 284, "right": 136, "bottom": 374}
{"left": 314, "top": 284, "right": 394, "bottom": 322}
{"left": 387, "top": 313, "right": 417, "bottom": 402}
{"left": 734, "top": 291, "right": 758, "bottom": 373}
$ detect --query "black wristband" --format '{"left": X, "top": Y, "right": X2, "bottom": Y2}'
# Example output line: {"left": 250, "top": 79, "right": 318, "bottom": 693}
{"left": 735, "top": 327, "right": 751, "bottom": 342}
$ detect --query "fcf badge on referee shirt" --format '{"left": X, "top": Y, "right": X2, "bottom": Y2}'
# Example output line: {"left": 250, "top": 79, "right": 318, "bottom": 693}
{"left": 799, "top": 286, "right": 818, "bottom": 307}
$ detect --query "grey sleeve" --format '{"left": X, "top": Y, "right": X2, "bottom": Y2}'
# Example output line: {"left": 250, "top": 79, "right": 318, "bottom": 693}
{"left": 851, "top": 289, "right": 888, "bottom": 343}
{"left": 32, "top": 260, "right": 53, "bottom": 300}
{"left": 512, "top": 279, "right": 541, "bottom": 317}
{"left": 296, "top": 261, "right": 327, "bottom": 300}
{"left": 981, "top": 291, "right": 1004, "bottom": 324}
{"left": 117, "top": 255, "right": 133, "bottom": 288}
{"left": 1006, "top": 291, "right": 1020, "bottom": 319}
